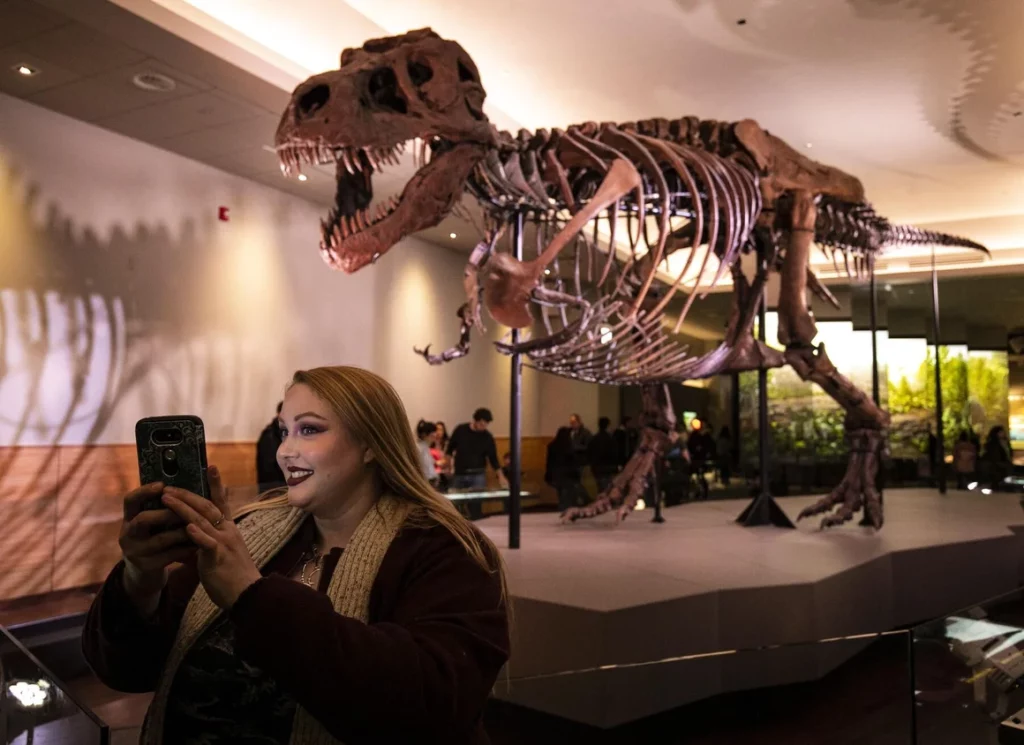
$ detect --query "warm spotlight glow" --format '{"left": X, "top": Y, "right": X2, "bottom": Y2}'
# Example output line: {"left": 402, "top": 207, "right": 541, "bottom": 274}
{"left": 981, "top": 488, "right": 993, "bottom": 495}
{"left": 691, "top": 418, "right": 703, "bottom": 431}
{"left": 600, "top": 326, "right": 613, "bottom": 344}
{"left": 544, "top": 268, "right": 551, "bottom": 276}
{"left": 15, "top": 64, "right": 37, "bottom": 76}
{"left": 449, "top": 232, "right": 457, "bottom": 239}
{"left": 967, "top": 481, "right": 978, "bottom": 490}
{"left": 805, "top": 142, "right": 812, "bottom": 148}
{"left": 8, "top": 680, "right": 50, "bottom": 708}
{"left": 635, "top": 499, "right": 646, "bottom": 511}
{"left": 297, "top": 173, "right": 307, "bottom": 181}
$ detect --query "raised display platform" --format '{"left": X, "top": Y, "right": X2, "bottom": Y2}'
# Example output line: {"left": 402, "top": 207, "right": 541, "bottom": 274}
{"left": 476, "top": 489, "right": 1024, "bottom": 727}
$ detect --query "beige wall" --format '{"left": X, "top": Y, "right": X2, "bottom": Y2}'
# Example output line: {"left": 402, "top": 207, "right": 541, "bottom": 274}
{"left": 0, "top": 92, "right": 608, "bottom": 446}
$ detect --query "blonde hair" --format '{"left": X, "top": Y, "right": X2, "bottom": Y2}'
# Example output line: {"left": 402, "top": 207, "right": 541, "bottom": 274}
{"left": 237, "top": 365, "right": 508, "bottom": 608}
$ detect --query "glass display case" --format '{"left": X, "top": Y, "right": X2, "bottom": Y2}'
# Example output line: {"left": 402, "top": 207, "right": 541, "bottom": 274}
{"left": 913, "top": 588, "right": 1024, "bottom": 745}
{"left": 0, "top": 623, "right": 109, "bottom": 744}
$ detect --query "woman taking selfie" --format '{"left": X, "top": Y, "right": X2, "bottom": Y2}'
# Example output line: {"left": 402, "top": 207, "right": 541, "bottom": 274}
{"left": 82, "top": 366, "right": 510, "bottom": 744}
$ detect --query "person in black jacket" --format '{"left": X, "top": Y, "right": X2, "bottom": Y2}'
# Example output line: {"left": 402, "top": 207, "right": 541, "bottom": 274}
{"left": 545, "top": 427, "right": 587, "bottom": 512}
{"left": 255, "top": 402, "right": 286, "bottom": 491}
{"left": 687, "top": 420, "right": 715, "bottom": 500}
{"left": 613, "top": 416, "right": 639, "bottom": 467}
{"left": 587, "top": 417, "right": 618, "bottom": 493}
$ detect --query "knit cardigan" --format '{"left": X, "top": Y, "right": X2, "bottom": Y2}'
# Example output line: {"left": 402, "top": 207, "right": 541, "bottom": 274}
{"left": 140, "top": 496, "right": 409, "bottom": 745}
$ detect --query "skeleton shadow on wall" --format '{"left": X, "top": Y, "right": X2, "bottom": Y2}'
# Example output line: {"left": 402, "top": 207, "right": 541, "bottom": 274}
{"left": 0, "top": 161, "right": 281, "bottom": 600}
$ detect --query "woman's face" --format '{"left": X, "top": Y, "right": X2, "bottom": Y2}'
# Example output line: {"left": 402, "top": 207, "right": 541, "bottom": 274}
{"left": 277, "top": 383, "right": 373, "bottom": 516}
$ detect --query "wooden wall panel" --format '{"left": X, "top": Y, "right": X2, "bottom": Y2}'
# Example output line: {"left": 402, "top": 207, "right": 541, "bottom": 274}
{"left": 0, "top": 442, "right": 258, "bottom": 601}
{"left": 1, "top": 436, "right": 556, "bottom": 601}
{"left": 493, "top": 435, "right": 555, "bottom": 506}
{"left": 0, "top": 447, "right": 60, "bottom": 601}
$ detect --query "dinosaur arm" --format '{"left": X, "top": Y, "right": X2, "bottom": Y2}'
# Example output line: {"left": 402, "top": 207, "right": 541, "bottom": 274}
{"left": 413, "top": 239, "right": 493, "bottom": 365}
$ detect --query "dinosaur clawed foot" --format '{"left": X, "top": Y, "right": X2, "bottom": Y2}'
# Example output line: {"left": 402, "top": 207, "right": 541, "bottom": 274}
{"left": 796, "top": 428, "right": 885, "bottom": 530}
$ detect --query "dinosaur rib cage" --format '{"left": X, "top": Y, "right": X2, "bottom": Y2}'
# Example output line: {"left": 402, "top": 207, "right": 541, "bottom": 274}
{"left": 468, "top": 121, "right": 763, "bottom": 385}
{"left": 454, "top": 119, "right": 985, "bottom": 386}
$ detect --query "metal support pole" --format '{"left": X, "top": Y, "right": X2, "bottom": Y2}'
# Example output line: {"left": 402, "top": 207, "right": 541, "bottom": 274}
{"left": 650, "top": 458, "right": 664, "bottom": 523}
{"left": 861, "top": 267, "right": 884, "bottom": 526}
{"left": 736, "top": 249, "right": 795, "bottom": 528}
{"left": 870, "top": 271, "right": 880, "bottom": 406}
{"left": 730, "top": 371, "right": 741, "bottom": 473}
{"left": 508, "top": 211, "right": 524, "bottom": 549}
{"left": 930, "top": 248, "right": 946, "bottom": 494}
{"left": 757, "top": 288, "right": 770, "bottom": 497}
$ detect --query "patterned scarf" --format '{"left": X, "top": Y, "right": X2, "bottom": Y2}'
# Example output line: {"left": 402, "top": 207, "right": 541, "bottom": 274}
{"left": 140, "top": 495, "right": 408, "bottom": 744}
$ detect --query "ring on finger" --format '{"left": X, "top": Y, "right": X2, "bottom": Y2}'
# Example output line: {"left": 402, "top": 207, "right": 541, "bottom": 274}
{"left": 211, "top": 514, "right": 224, "bottom": 529}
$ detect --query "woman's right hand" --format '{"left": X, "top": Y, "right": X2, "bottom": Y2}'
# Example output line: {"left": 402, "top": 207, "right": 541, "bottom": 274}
{"left": 118, "top": 482, "right": 197, "bottom": 615}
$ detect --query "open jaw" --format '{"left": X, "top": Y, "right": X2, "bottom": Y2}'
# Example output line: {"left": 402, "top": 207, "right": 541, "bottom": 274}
{"left": 275, "top": 136, "right": 463, "bottom": 273}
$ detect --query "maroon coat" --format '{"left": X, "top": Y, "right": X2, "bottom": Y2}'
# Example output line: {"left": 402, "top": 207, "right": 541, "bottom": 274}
{"left": 82, "top": 517, "right": 509, "bottom": 744}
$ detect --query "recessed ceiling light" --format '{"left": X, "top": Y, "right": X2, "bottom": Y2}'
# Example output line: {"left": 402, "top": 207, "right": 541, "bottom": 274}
{"left": 297, "top": 173, "right": 308, "bottom": 181}
{"left": 449, "top": 232, "right": 457, "bottom": 239}
{"left": 14, "top": 64, "right": 38, "bottom": 77}
{"left": 544, "top": 268, "right": 551, "bottom": 276}
{"left": 806, "top": 142, "right": 813, "bottom": 148}
{"left": 131, "top": 71, "right": 176, "bottom": 92}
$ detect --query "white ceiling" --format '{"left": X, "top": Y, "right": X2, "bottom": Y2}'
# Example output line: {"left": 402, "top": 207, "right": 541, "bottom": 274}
{"left": 4, "top": 0, "right": 1024, "bottom": 287}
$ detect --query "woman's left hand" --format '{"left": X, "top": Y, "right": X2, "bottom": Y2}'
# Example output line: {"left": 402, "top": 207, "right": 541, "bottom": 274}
{"left": 161, "top": 467, "right": 262, "bottom": 610}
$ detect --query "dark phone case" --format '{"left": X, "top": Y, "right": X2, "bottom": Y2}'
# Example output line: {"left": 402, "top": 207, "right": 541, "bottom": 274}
{"left": 135, "top": 415, "right": 210, "bottom": 511}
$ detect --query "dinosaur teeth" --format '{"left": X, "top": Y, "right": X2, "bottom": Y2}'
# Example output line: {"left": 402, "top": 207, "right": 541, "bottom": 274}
{"left": 342, "top": 149, "right": 355, "bottom": 174}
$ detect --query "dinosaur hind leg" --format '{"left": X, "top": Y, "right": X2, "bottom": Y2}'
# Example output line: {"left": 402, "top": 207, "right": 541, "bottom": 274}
{"left": 561, "top": 383, "right": 674, "bottom": 523}
{"left": 777, "top": 191, "right": 889, "bottom": 529}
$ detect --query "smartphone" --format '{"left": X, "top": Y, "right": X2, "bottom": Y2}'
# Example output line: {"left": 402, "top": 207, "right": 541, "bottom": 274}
{"left": 135, "top": 415, "right": 210, "bottom": 511}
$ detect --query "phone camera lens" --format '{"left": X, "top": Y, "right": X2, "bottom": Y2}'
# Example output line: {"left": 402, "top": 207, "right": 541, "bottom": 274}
{"left": 163, "top": 449, "right": 177, "bottom": 461}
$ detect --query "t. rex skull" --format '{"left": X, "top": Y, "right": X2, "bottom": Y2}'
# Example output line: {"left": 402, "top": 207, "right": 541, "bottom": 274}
{"left": 275, "top": 28, "right": 494, "bottom": 272}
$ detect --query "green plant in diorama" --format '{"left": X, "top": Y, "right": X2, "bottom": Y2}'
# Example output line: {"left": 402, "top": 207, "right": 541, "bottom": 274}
{"left": 886, "top": 346, "right": 986, "bottom": 457}
{"left": 919, "top": 347, "right": 971, "bottom": 449}
{"left": 967, "top": 353, "right": 1010, "bottom": 434}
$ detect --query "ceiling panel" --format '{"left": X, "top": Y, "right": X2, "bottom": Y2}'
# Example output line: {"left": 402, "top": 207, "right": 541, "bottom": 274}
{"left": 157, "top": 111, "right": 279, "bottom": 161}
{"left": 0, "top": 0, "right": 67, "bottom": 47}
{"left": 96, "top": 89, "right": 268, "bottom": 141}
{"left": 0, "top": 43, "right": 80, "bottom": 95}
{"left": 199, "top": 144, "right": 283, "bottom": 178}
{"left": 28, "top": 57, "right": 209, "bottom": 121}
{"left": 13, "top": 21, "right": 146, "bottom": 76}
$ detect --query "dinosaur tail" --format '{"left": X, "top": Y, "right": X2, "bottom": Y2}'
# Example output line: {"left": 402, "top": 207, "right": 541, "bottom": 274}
{"left": 881, "top": 224, "right": 989, "bottom": 255}
{"left": 814, "top": 196, "right": 989, "bottom": 256}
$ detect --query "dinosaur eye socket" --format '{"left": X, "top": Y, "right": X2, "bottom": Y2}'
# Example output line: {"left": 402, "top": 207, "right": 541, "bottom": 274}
{"left": 366, "top": 67, "right": 407, "bottom": 114}
{"left": 407, "top": 60, "right": 433, "bottom": 87}
{"left": 457, "top": 60, "right": 476, "bottom": 83}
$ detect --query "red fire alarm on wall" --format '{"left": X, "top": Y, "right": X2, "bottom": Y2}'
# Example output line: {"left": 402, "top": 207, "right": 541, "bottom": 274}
{"left": 218, "top": 206, "right": 230, "bottom": 221}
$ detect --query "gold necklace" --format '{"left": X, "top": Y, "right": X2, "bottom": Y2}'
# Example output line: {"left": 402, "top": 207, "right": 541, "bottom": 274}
{"left": 299, "top": 544, "right": 324, "bottom": 588}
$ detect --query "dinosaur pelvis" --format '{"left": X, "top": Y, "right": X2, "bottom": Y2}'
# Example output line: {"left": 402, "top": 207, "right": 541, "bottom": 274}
{"left": 481, "top": 252, "right": 535, "bottom": 329}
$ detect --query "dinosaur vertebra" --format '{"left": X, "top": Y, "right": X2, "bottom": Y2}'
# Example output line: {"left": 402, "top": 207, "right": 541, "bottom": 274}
{"left": 275, "top": 28, "right": 988, "bottom": 529}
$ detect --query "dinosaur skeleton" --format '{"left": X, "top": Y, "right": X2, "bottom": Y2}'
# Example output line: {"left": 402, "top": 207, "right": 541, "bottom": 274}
{"left": 274, "top": 28, "right": 988, "bottom": 529}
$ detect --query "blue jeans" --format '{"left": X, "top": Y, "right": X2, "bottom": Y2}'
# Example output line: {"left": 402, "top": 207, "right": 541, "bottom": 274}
{"left": 452, "top": 472, "right": 487, "bottom": 519}
{"left": 452, "top": 473, "right": 487, "bottom": 491}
